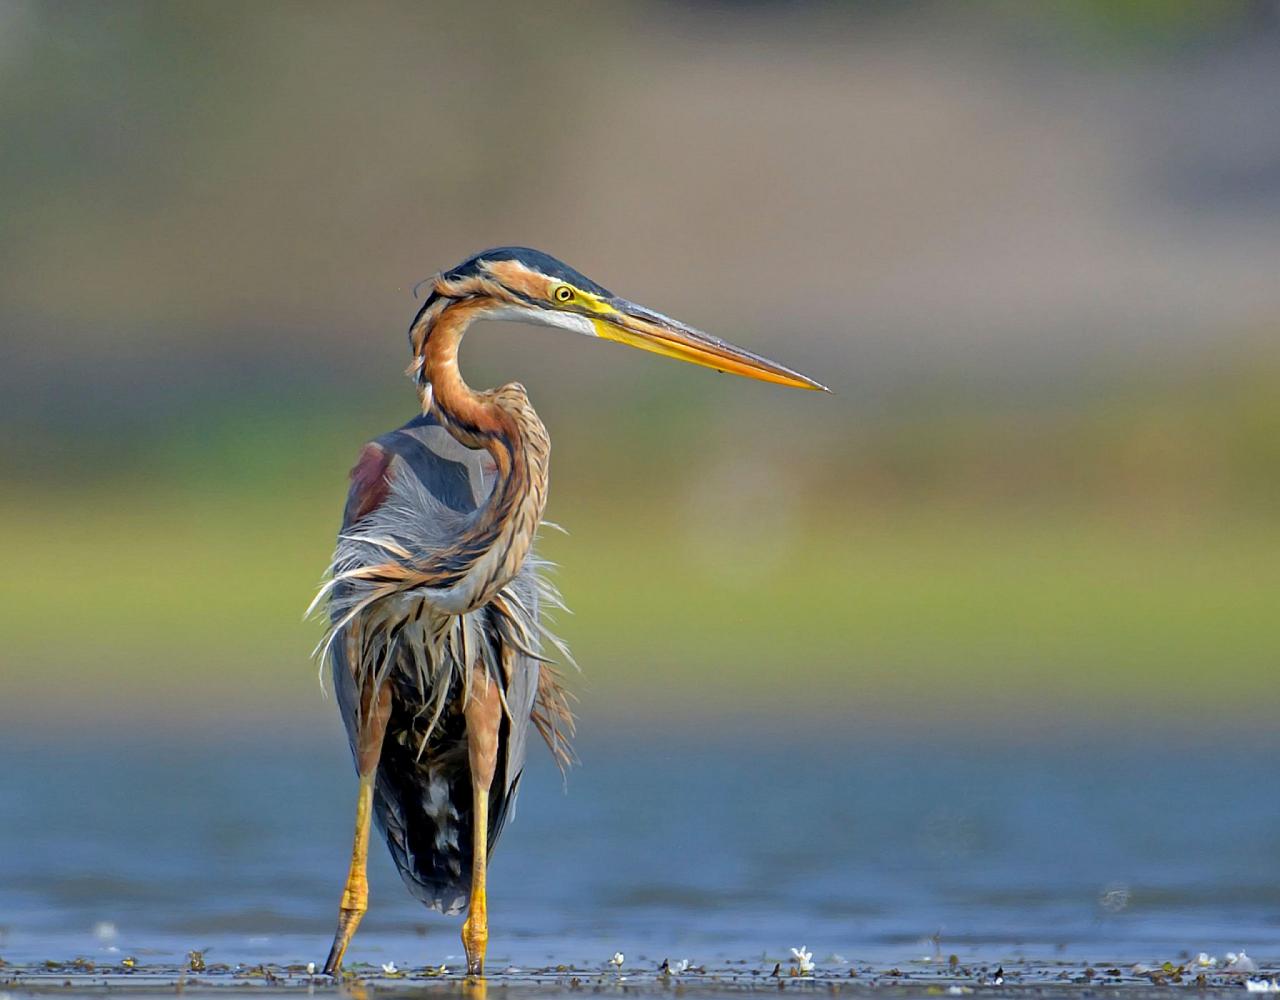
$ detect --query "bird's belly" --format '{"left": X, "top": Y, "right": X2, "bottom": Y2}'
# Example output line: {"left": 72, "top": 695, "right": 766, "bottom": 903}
{"left": 358, "top": 594, "right": 504, "bottom": 744}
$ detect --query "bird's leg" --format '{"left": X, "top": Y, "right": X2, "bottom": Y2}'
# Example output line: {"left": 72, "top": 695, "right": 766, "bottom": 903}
{"left": 323, "top": 677, "right": 392, "bottom": 976}
{"left": 461, "top": 664, "right": 503, "bottom": 978}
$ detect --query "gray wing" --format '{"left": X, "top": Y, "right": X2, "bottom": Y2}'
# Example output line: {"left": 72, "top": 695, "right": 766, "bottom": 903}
{"left": 331, "top": 410, "right": 541, "bottom": 914}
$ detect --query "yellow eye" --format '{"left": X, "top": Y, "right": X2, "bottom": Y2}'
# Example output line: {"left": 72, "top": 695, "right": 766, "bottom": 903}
{"left": 553, "top": 285, "right": 573, "bottom": 303}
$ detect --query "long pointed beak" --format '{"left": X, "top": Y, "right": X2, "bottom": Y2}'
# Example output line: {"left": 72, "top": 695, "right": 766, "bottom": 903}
{"left": 592, "top": 298, "right": 829, "bottom": 392}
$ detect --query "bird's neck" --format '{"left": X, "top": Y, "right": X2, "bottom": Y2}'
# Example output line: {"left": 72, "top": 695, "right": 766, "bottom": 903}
{"left": 413, "top": 300, "right": 550, "bottom": 614}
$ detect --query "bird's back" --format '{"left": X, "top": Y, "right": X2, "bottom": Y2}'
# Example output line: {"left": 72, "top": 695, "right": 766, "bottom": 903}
{"left": 328, "top": 412, "right": 562, "bottom": 915}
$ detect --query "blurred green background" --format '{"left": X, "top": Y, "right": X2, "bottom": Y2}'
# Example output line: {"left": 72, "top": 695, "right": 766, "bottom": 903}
{"left": 2, "top": 0, "right": 1277, "bottom": 739}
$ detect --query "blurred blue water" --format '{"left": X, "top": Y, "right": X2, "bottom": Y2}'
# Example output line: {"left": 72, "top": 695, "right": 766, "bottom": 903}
{"left": 1, "top": 723, "right": 1277, "bottom": 971}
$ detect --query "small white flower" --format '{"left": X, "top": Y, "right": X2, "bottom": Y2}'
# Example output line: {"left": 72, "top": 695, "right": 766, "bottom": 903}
{"left": 1197, "top": 954, "right": 1219, "bottom": 968}
{"left": 1244, "top": 980, "right": 1279, "bottom": 993}
{"left": 381, "top": 961, "right": 398, "bottom": 975}
{"left": 609, "top": 952, "right": 624, "bottom": 968}
{"left": 1229, "top": 952, "right": 1260, "bottom": 974}
{"left": 305, "top": 962, "right": 315, "bottom": 975}
{"left": 790, "top": 946, "right": 814, "bottom": 974}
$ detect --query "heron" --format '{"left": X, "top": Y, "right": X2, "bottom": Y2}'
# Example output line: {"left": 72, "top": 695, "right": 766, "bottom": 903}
{"left": 313, "top": 247, "right": 825, "bottom": 977}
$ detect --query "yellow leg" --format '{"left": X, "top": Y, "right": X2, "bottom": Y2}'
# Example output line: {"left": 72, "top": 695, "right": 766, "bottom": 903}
{"left": 460, "top": 790, "right": 491, "bottom": 976}
{"left": 323, "top": 772, "right": 375, "bottom": 975}
{"left": 461, "top": 668, "right": 502, "bottom": 978}
{"left": 324, "top": 680, "right": 392, "bottom": 976}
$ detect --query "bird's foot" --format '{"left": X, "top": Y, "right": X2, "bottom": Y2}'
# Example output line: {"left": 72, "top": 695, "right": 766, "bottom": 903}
{"left": 323, "top": 903, "right": 364, "bottom": 976}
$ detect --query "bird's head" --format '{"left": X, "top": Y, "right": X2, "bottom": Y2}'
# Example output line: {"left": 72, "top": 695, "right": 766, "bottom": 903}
{"left": 411, "top": 247, "right": 828, "bottom": 392}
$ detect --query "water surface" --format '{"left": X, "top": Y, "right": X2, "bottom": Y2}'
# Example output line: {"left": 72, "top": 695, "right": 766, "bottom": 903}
{"left": 2, "top": 724, "right": 1277, "bottom": 973}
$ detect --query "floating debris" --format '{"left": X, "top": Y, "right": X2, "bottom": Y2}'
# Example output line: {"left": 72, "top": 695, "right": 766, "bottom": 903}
{"left": 1228, "top": 952, "right": 1260, "bottom": 973}
{"left": 1098, "top": 882, "right": 1132, "bottom": 913}
{"left": 790, "top": 947, "right": 814, "bottom": 976}
{"left": 0, "top": 954, "right": 1274, "bottom": 995}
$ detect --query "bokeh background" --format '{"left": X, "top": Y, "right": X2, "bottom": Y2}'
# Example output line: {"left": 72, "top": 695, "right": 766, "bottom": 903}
{"left": 4, "top": 0, "right": 1277, "bottom": 737}
{"left": 2, "top": 0, "right": 1280, "bottom": 972}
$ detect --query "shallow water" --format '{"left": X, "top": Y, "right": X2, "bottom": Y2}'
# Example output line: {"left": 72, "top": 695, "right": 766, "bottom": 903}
{"left": 1, "top": 723, "right": 1277, "bottom": 976}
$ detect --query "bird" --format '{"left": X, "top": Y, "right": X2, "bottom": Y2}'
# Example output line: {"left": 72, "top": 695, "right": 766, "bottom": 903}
{"left": 312, "top": 247, "right": 826, "bottom": 978}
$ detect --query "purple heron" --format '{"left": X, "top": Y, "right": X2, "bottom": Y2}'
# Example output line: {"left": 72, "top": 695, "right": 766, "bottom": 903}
{"left": 313, "top": 248, "right": 825, "bottom": 976}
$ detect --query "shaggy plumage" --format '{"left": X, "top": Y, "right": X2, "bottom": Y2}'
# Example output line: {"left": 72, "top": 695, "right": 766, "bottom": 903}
{"left": 314, "top": 412, "right": 573, "bottom": 913}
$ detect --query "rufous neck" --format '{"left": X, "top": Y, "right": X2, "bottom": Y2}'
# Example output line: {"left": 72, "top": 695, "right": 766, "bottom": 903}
{"left": 409, "top": 299, "right": 551, "bottom": 614}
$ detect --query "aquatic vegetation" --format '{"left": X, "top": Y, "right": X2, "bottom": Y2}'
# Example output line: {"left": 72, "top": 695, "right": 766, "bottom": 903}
{"left": 1, "top": 954, "right": 1278, "bottom": 994}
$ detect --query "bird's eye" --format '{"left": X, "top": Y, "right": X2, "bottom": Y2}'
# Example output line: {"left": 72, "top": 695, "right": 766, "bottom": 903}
{"left": 553, "top": 285, "right": 573, "bottom": 303}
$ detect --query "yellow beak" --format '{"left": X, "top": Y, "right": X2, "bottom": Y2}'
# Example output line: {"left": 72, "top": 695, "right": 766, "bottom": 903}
{"left": 592, "top": 298, "right": 829, "bottom": 392}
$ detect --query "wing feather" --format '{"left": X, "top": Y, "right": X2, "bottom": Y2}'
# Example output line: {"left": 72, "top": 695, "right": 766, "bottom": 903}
{"left": 323, "top": 410, "right": 572, "bottom": 914}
